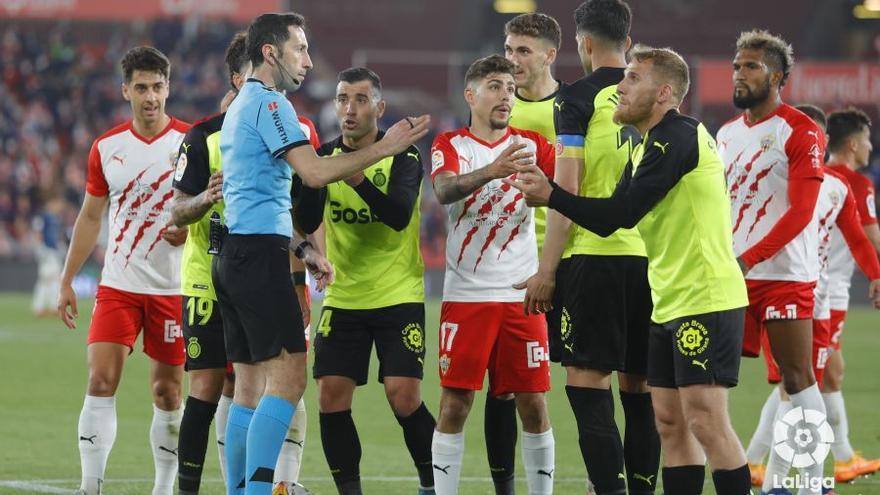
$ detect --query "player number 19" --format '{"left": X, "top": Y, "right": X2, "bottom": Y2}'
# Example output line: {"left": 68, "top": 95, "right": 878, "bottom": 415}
{"left": 186, "top": 297, "right": 213, "bottom": 326}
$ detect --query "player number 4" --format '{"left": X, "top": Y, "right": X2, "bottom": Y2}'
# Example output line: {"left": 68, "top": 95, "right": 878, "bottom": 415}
{"left": 439, "top": 322, "right": 459, "bottom": 352}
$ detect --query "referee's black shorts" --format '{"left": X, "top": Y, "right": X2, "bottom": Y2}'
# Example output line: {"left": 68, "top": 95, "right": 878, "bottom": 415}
{"left": 647, "top": 307, "right": 745, "bottom": 388}
{"left": 212, "top": 234, "right": 306, "bottom": 363}
{"left": 557, "top": 254, "right": 652, "bottom": 374}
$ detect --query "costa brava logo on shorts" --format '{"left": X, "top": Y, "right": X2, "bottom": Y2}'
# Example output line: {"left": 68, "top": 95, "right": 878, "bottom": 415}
{"left": 675, "top": 320, "right": 709, "bottom": 356}
{"left": 401, "top": 322, "right": 424, "bottom": 353}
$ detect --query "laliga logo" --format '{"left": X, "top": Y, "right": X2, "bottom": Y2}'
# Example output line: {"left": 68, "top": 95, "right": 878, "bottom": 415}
{"left": 772, "top": 407, "right": 834, "bottom": 468}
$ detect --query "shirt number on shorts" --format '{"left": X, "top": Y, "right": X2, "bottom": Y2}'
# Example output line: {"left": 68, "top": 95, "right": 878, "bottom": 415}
{"left": 186, "top": 297, "right": 214, "bottom": 327}
{"left": 164, "top": 320, "right": 182, "bottom": 343}
{"left": 765, "top": 304, "right": 797, "bottom": 320}
{"left": 526, "top": 341, "right": 548, "bottom": 368}
{"left": 439, "top": 322, "right": 459, "bottom": 352}
{"left": 318, "top": 309, "right": 333, "bottom": 337}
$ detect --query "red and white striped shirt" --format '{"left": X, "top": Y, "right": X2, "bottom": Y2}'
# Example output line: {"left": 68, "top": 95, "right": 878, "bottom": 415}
{"left": 718, "top": 104, "right": 825, "bottom": 282}
{"left": 86, "top": 117, "right": 190, "bottom": 295}
{"left": 431, "top": 127, "right": 555, "bottom": 302}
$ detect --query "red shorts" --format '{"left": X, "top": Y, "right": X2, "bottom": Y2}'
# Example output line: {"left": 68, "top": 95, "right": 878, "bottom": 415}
{"left": 88, "top": 285, "right": 185, "bottom": 366}
{"left": 438, "top": 301, "right": 550, "bottom": 395}
{"left": 829, "top": 309, "right": 847, "bottom": 351}
{"left": 763, "top": 318, "right": 831, "bottom": 384}
{"left": 742, "top": 280, "right": 816, "bottom": 357}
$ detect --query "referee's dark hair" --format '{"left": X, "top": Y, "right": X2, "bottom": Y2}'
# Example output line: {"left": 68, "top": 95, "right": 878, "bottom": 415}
{"left": 505, "top": 13, "right": 562, "bottom": 50}
{"left": 246, "top": 12, "right": 306, "bottom": 68}
{"left": 120, "top": 46, "right": 170, "bottom": 82}
{"left": 736, "top": 29, "right": 794, "bottom": 88}
{"left": 827, "top": 108, "right": 872, "bottom": 153}
{"left": 629, "top": 44, "right": 690, "bottom": 104}
{"left": 574, "top": 0, "right": 632, "bottom": 47}
{"left": 338, "top": 67, "right": 383, "bottom": 100}
{"left": 465, "top": 55, "right": 516, "bottom": 87}
{"left": 794, "top": 104, "right": 827, "bottom": 133}
{"left": 225, "top": 31, "right": 249, "bottom": 90}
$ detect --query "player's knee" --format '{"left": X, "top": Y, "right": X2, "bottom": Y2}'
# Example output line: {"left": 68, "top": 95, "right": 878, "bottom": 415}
{"left": 781, "top": 371, "right": 813, "bottom": 395}
{"left": 151, "top": 378, "right": 182, "bottom": 408}
{"left": 515, "top": 393, "right": 549, "bottom": 432}
{"left": 685, "top": 407, "right": 725, "bottom": 446}
{"left": 188, "top": 370, "right": 225, "bottom": 402}
{"left": 439, "top": 394, "right": 472, "bottom": 427}
{"left": 386, "top": 388, "right": 421, "bottom": 417}
{"left": 86, "top": 370, "right": 120, "bottom": 397}
{"left": 653, "top": 406, "right": 684, "bottom": 439}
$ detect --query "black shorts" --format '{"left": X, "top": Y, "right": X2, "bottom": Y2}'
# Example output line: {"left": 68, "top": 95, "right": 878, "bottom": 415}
{"left": 546, "top": 257, "right": 570, "bottom": 363}
{"left": 558, "top": 255, "right": 652, "bottom": 374}
{"left": 182, "top": 295, "right": 227, "bottom": 371}
{"left": 212, "top": 234, "right": 306, "bottom": 364}
{"left": 647, "top": 308, "right": 745, "bottom": 388}
{"left": 313, "top": 303, "right": 426, "bottom": 385}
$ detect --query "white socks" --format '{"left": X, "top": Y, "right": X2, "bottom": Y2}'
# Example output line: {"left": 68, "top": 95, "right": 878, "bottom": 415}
{"left": 215, "top": 394, "right": 232, "bottom": 487}
{"left": 78, "top": 395, "right": 117, "bottom": 494}
{"left": 791, "top": 384, "right": 827, "bottom": 495}
{"left": 746, "top": 388, "right": 781, "bottom": 464}
{"left": 522, "top": 429, "right": 555, "bottom": 495}
{"left": 150, "top": 405, "right": 183, "bottom": 495}
{"left": 763, "top": 399, "right": 794, "bottom": 491}
{"left": 823, "top": 391, "right": 855, "bottom": 461}
{"left": 275, "top": 397, "right": 307, "bottom": 483}
{"left": 432, "top": 431, "right": 464, "bottom": 495}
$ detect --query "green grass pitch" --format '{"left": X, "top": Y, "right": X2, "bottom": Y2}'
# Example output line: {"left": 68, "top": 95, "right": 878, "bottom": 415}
{"left": 1, "top": 294, "right": 878, "bottom": 494}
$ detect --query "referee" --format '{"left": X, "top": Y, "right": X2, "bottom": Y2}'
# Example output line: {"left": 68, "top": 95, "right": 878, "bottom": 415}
{"left": 296, "top": 67, "right": 436, "bottom": 495}
{"left": 214, "top": 13, "right": 428, "bottom": 495}
{"left": 508, "top": 46, "right": 752, "bottom": 495}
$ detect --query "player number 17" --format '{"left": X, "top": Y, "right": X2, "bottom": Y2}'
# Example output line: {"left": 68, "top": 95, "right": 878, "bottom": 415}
{"left": 439, "top": 322, "right": 459, "bottom": 352}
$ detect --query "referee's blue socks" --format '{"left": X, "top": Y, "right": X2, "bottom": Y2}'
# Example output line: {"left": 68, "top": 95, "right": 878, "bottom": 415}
{"left": 245, "top": 395, "right": 295, "bottom": 495}
{"left": 226, "top": 403, "right": 255, "bottom": 495}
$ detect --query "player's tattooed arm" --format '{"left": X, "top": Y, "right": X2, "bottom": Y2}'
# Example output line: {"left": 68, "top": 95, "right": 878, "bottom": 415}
{"left": 171, "top": 171, "right": 223, "bottom": 226}
{"left": 433, "top": 142, "right": 533, "bottom": 204}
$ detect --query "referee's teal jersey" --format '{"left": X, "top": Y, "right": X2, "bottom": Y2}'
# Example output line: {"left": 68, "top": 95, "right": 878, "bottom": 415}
{"left": 220, "top": 78, "right": 309, "bottom": 237}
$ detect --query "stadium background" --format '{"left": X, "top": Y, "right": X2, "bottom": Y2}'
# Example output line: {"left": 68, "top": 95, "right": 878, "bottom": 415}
{"left": 1, "top": 0, "right": 879, "bottom": 493}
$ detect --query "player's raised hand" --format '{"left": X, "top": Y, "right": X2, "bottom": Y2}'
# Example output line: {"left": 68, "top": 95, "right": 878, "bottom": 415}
{"left": 380, "top": 115, "right": 431, "bottom": 155}
{"left": 513, "top": 271, "right": 556, "bottom": 315}
{"left": 204, "top": 170, "right": 223, "bottom": 204}
{"left": 219, "top": 89, "right": 236, "bottom": 113}
{"left": 303, "top": 246, "right": 335, "bottom": 292}
{"left": 162, "top": 223, "right": 188, "bottom": 246}
{"left": 503, "top": 164, "right": 552, "bottom": 207}
{"left": 57, "top": 284, "right": 78, "bottom": 329}
{"left": 869, "top": 279, "right": 880, "bottom": 309}
{"left": 488, "top": 142, "right": 533, "bottom": 179}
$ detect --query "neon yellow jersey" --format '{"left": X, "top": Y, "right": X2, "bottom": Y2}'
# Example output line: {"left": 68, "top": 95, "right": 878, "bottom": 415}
{"left": 554, "top": 67, "right": 646, "bottom": 257}
{"left": 509, "top": 82, "right": 563, "bottom": 255}
{"left": 173, "top": 113, "right": 225, "bottom": 301}
{"left": 318, "top": 138, "right": 425, "bottom": 309}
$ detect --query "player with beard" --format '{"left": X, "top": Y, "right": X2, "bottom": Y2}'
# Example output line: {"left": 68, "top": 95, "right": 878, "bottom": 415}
{"left": 506, "top": 45, "right": 752, "bottom": 495}
{"left": 716, "top": 30, "right": 827, "bottom": 494}
{"left": 294, "top": 67, "right": 437, "bottom": 495}
{"left": 515, "top": 2, "right": 660, "bottom": 493}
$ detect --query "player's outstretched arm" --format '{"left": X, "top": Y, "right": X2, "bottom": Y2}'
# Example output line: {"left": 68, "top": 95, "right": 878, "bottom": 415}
{"left": 433, "top": 142, "right": 533, "bottom": 205}
{"left": 57, "top": 193, "right": 109, "bottom": 329}
{"left": 286, "top": 115, "right": 430, "bottom": 188}
{"left": 171, "top": 171, "right": 223, "bottom": 227}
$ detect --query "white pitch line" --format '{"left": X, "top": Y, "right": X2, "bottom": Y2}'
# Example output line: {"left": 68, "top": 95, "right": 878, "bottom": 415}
{"left": 0, "top": 481, "right": 72, "bottom": 494}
